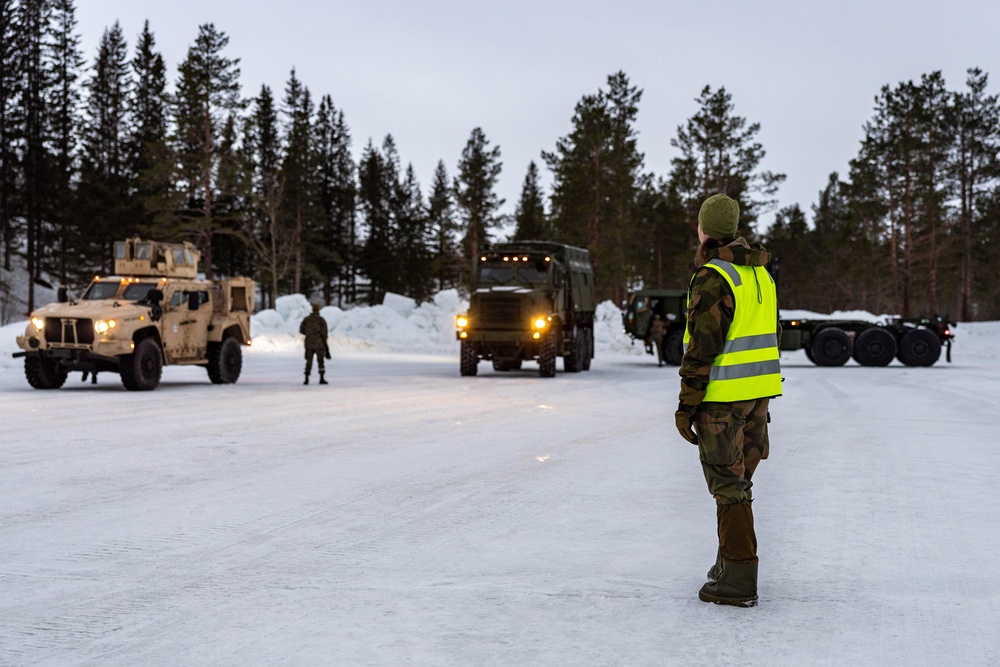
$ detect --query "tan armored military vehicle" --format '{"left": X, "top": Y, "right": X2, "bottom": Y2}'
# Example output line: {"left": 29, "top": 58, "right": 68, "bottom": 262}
{"left": 14, "top": 238, "right": 254, "bottom": 391}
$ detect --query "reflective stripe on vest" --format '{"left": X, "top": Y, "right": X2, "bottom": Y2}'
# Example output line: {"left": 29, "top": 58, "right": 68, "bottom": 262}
{"left": 696, "top": 260, "right": 782, "bottom": 402}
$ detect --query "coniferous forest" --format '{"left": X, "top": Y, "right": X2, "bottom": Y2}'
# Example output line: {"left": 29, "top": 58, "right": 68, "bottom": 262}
{"left": 2, "top": 2, "right": 1000, "bottom": 321}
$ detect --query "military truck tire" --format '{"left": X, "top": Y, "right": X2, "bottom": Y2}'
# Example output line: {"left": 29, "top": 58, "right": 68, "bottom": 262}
{"left": 538, "top": 335, "right": 557, "bottom": 378}
{"left": 207, "top": 337, "right": 242, "bottom": 384}
{"left": 852, "top": 327, "right": 897, "bottom": 367}
{"left": 564, "top": 331, "right": 584, "bottom": 373}
{"left": 897, "top": 328, "right": 941, "bottom": 367}
{"left": 24, "top": 355, "right": 68, "bottom": 389}
{"left": 582, "top": 328, "right": 593, "bottom": 371}
{"left": 810, "top": 327, "right": 851, "bottom": 366}
{"left": 120, "top": 337, "right": 163, "bottom": 391}
{"left": 460, "top": 340, "right": 478, "bottom": 376}
{"left": 665, "top": 329, "right": 684, "bottom": 366}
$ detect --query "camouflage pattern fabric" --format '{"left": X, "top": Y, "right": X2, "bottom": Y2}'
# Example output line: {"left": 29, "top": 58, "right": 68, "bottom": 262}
{"left": 696, "top": 398, "right": 770, "bottom": 505}
{"left": 299, "top": 313, "right": 328, "bottom": 353}
{"left": 679, "top": 237, "right": 780, "bottom": 408}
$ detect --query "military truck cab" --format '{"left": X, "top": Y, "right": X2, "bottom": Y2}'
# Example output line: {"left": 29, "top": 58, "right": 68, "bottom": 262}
{"left": 621, "top": 288, "right": 688, "bottom": 365}
{"left": 455, "top": 241, "right": 596, "bottom": 377}
{"left": 14, "top": 238, "right": 254, "bottom": 390}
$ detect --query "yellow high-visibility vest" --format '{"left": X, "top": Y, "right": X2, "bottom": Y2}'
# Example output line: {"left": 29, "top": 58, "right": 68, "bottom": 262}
{"left": 684, "top": 259, "right": 782, "bottom": 402}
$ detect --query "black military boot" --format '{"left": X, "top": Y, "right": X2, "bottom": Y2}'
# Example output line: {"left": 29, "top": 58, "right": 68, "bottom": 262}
{"left": 303, "top": 372, "right": 309, "bottom": 385}
{"left": 700, "top": 500, "right": 758, "bottom": 607}
{"left": 319, "top": 371, "right": 328, "bottom": 385}
{"left": 699, "top": 560, "right": 758, "bottom": 607}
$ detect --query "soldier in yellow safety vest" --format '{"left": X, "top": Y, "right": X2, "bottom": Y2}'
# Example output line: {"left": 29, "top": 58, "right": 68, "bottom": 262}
{"left": 674, "top": 193, "right": 782, "bottom": 608}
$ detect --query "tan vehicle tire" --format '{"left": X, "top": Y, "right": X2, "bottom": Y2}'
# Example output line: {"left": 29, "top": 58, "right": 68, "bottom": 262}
{"left": 120, "top": 337, "right": 163, "bottom": 391}
{"left": 25, "top": 355, "right": 68, "bottom": 389}
{"left": 207, "top": 337, "right": 242, "bottom": 384}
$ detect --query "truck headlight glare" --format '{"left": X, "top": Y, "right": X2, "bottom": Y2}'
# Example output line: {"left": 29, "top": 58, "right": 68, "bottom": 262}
{"left": 455, "top": 315, "right": 469, "bottom": 328}
{"left": 533, "top": 317, "right": 547, "bottom": 330}
{"left": 31, "top": 316, "right": 44, "bottom": 331}
{"left": 94, "top": 319, "right": 117, "bottom": 334}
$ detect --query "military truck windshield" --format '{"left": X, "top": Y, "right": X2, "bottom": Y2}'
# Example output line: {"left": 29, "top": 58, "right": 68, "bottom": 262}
{"left": 81, "top": 281, "right": 121, "bottom": 300}
{"left": 121, "top": 282, "right": 162, "bottom": 301}
{"left": 477, "top": 262, "right": 549, "bottom": 285}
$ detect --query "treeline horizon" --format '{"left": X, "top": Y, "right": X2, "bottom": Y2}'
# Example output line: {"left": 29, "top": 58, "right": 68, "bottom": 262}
{"left": 2, "top": 1, "right": 1000, "bottom": 321}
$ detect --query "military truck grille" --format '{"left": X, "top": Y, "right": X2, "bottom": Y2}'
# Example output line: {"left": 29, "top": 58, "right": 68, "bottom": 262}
{"left": 478, "top": 296, "right": 522, "bottom": 328}
{"left": 43, "top": 318, "right": 94, "bottom": 346}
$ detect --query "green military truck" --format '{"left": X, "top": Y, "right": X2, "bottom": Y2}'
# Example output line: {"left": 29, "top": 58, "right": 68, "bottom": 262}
{"left": 621, "top": 288, "right": 688, "bottom": 365}
{"left": 455, "top": 241, "right": 596, "bottom": 377}
{"left": 14, "top": 238, "right": 254, "bottom": 390}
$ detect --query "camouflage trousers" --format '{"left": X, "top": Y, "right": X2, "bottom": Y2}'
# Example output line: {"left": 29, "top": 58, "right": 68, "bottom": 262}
{"left": 304, "top": 349, "right": 325, "bottom": 374}
{"left": 695, "top": 398, "right": 770, "bottom": 506}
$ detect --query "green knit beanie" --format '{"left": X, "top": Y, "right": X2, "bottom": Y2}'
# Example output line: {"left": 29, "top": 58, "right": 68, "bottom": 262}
{"left": 698, "top": 193, "right": 739, "bottom": 240}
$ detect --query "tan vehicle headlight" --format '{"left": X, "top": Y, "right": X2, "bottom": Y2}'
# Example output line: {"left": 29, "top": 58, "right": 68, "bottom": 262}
{"left": 94, "top": 319, "right": 117, "bottom": 334}
{"left": 31, "top": 316, "right": 44, "bottom": 331}
{"left": 455, "top": 315, "right": 469, "bottom": 328}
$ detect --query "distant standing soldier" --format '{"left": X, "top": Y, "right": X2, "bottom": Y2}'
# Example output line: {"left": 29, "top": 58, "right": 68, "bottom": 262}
{"left": 300, "top": 303, "right": 329, "bottom": 385}
{"left": 674, "top": 193, "right": 781, "bottom": 607}
{"left": 647, "top": 314, "right": 666, "bottom": 366}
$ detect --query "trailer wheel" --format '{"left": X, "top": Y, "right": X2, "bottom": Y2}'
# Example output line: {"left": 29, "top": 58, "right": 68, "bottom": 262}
{"left": 665, "top": 329, "right": 684, "bottom": 366}
{"left": 852, "top": 327, "right": 897, "bottom": 367}
{"left": 810, "top": 327, "right": 851, "bottom": 366}
{"left": 897, "top": 328, "right": 941, "bottom": 367}
{"left": 460, "top": 340, "right": 478, "bottom": 376}
{"left": 582, "top": 328, "right": 593, "bottom": 371}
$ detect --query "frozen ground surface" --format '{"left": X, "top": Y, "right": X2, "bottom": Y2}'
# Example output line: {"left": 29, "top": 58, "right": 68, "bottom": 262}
{"left": 1, "top": 296, "right": 998, "bottom": 666}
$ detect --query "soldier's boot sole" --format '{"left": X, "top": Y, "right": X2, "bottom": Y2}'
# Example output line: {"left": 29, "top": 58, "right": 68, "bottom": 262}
{"left": 698, "top": 558, "right": 758, "bottom": 607}
{"left": 698, "top": 586, "right": 758, "bottom": 607}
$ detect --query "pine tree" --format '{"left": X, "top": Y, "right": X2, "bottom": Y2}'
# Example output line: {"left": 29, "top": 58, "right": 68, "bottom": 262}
{"left": 394, "top": 163, "right": 433, "bottom": 301}
{"left": 511, "top": 160, "right": 547, "bottom": 241}
{"left": 242, "top": 84, "right": 289, "bottom": 308}
{"left": 77, "top": 20, "right": 132, "bottom": 274}
{"left": 544, "top": 72, "right": 646, "bottom": 301}
{"left": 949, "top": 68, "right": 1000, "bottom": 320}
{"left": 313, "top": 94, "right": 356, "bottom": 305}
{"left": 454, "top": 127, "right": 503, "bottom": 284}
{"left": 279, "top": 69, "right": 315, "bottom": 294}
{"left": 0, "top": 0, "right": 22, "bottom": 270}
{"left": 173, "top": 23, "right": 241, "bottom": 280}
{"left": 128, "top": 20, "right": 176, "bottom": 236}
{"left": 18, "top": 0, "right": 54, "bottom": 311}
{"left": 669, "top": 85, "right": 785, "bottom": 244}
{"left": 357, "top": 137, "right": 396, "bottom": 303}
{"left": 426, "top": 160, "right": 460, "bottom": 291}
{"left": 45, "top": 0, "right": 82, "bottom": 282}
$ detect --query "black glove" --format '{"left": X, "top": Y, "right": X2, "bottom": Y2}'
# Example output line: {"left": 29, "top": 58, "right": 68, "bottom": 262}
{"left": 675, "top": 402, "right": 699, "bottom": 445}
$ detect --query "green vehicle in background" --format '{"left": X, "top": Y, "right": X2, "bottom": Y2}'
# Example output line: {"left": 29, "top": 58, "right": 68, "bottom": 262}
{"left": 621, "top": 288, "right": 688, "bottom": 365}
{"left": 455, "top": 241, "right": 596, "bottom": 377}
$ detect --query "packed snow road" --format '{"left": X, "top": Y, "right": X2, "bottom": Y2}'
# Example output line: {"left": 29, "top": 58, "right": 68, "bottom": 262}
{"left": 2, "top": 330, "right": 999, "bottom": 666}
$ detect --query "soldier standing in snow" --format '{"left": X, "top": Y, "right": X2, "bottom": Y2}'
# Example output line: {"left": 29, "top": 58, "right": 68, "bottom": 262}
{"left": 300, "top": 303, "right": 329, "bottom": 385}
{"left": 674, "top": 193, "right": 782, "bottom": 607}
{"left": 647, "top": 314, "right": 666, "bottom": 366}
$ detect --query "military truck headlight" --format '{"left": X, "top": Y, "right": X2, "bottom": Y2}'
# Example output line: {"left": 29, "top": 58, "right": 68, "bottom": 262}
{"left": 455, "top": 315, "right": 469, "bottom": 328}
{"left": 31, "top": 316, "right": 44, "bottom": 331}
{"left": 94, "top": 319, "right": 117, "bottom": 334}
{"left": 532, "top": 317, "right": 548, "bottom": 330}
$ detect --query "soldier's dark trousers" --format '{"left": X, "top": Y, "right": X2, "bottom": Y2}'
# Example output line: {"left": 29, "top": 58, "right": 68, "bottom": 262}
{"left": 304, "top": 350, "right": 325, "bottom": 376}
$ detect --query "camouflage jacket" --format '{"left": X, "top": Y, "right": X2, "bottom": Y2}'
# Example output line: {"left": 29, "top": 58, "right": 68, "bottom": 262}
{"left": 678, "top": 237, "right": 781, "bottom": 408}
{"left": 299, "top": 313, "right": 329, "bottom": 351}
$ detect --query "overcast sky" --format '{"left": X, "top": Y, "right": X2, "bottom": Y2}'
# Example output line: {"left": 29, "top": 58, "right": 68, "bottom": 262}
{"left": 76, "top": 0, "right": 1000, "bottom": 230}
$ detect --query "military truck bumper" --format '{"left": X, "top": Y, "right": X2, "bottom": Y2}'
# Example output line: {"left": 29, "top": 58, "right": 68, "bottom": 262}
{"left": 14, "top": 337, "right": 132, "bottom": 371}
{"left": 459, "top": 331, "right": 542, "bottom": 361}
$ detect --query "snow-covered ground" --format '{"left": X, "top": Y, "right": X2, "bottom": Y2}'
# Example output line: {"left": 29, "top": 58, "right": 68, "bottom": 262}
{"left": 2, "top": 295, "right": 999, "bottom": 666}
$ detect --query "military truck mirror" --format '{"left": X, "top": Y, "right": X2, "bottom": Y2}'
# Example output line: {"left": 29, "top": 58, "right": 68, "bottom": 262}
{"left": 57, "top": 286, "right": 68, "bottom": 303}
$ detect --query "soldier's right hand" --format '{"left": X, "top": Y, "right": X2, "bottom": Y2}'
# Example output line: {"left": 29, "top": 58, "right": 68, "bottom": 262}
{"left": 674, "top": 405, "right": 699, "bottom": 445}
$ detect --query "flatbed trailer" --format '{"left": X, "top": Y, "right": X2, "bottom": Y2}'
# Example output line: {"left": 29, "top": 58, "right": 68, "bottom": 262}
{"left": 779, "top": 315, "right": 955, "bottom": 367}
